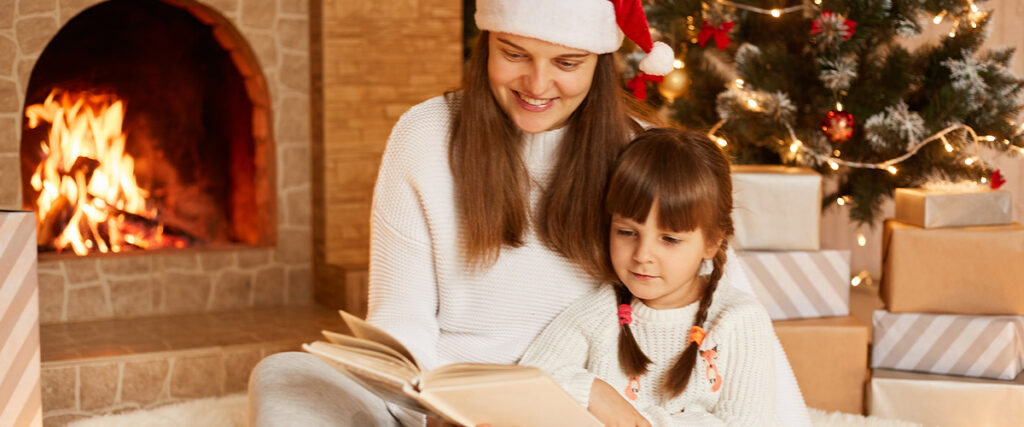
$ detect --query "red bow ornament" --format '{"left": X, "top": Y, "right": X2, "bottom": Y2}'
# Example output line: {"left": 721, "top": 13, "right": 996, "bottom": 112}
{"left": 698, "top": 20, "right": 733, "bottom": 50}
{"left": 626, "top": 72, "right": 663, "bottom": 100}
{"left": 991, "top": 169, "right": 1007, "bottom": 189}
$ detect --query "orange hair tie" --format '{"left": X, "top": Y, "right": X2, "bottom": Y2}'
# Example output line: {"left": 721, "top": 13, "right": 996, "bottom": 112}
{"left": 688, "top": 326, "right": 706, "bottom": 346}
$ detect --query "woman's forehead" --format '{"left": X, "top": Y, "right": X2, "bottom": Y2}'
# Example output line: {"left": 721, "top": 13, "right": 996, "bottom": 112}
{"left": 491, "top": 32, "right": 594, "bottom": 57}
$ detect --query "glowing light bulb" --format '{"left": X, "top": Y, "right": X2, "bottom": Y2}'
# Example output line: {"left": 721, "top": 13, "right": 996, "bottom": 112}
{"left": 965, "top": 157, "right": 976, "bottom": 165}
{"left": 836, "top": 197, "right": 846, "bottom": 206}
{"left": 716, "top": 137, "right": 728, "bottom": 148}
{"left": 673, "top": 59, "right": 684, "bottom": 69}
{"left": 971, "top": 3, "right": 980, "bottom": 13}
{"left": 770, "top": 9, "right": 781, "bottom": 18}
{"left": 981, "top": 177, "right": 988, "bottom": 184}
{"left": 949, "top": 28, "right": 956, "bottom": 38}
{"left": 933, "top": 10, "right": 947, "bottom": 24}
{"left": 944, "top": 142, "right": 954, "bottom": 152}
{"left": 836, "top": 102, "right": 844, "bottom": 112}
{"left": 851, "top": 276, "right": 862, "bottom": 287}
{"left": 984, "top": 135, "right": 997, "bottom": 142}
{"left": 790, "top": 140, "right": 802, "bottom": 153}
{"left": 833, "top": 149, "right": 842, "bottom": 156}
{"left": 734, "top": 79, "right": 745, "bottom": 89}
{"left": 857, "top": 233, "right": 867, "bottom": 246}
{"left": 814, "top": 0, "right": 822, "bottom": 4}
{"left": 828, "top": 160, "right": 839, "bottom": 171}
{"left": 886, "top": 166, "right": 898, "bottom": 175}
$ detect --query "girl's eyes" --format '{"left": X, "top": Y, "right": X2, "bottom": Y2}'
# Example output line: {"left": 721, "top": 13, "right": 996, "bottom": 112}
{"left": 662, "top": 236, "right": 682, "bottom": 245}
{"left": 615, "top": 229, "right": 637, "bottom": 237}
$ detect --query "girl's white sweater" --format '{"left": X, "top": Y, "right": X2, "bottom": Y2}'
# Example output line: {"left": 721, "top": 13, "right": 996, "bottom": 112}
{"left": 520, "top": 284, "right": 782, "bottom": 426}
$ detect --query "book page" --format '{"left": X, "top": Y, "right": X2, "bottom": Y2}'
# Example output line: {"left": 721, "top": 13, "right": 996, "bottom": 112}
{"left": 339, "top": 310, "right": 420, "bottom": 369}
{"left": 418, "top": 367, "right": 601, "bottom": 427}
{"left": 321, "top": 330, "right": 417, "bottom": 372}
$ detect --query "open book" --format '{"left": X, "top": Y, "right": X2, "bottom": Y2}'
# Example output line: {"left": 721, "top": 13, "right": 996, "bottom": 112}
{"left": 302, "top": 310, "right": 601, "bottom": 427}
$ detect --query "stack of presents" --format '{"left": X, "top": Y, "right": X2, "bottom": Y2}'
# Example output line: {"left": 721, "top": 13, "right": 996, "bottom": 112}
{"left": 732, "top": 166, "right": 1024, "bottom": 424}
{"left": 730, "top": 166, "right": 869, "bottom": 414}
{"left": 870, "top": 185, "right": 1024, "bottom": 425}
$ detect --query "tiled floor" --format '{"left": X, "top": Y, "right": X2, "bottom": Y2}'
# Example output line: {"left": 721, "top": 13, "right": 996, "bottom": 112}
{"left": 40, "top": 305, "right": 344, "bottom": 362}
{"left": 40, "top": 304, "right": 347, "bottom": 426}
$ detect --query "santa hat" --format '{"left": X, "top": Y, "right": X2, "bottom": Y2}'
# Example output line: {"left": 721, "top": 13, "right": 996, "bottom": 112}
{"left": 475, "top": 0, "right": 675, "bottom": 76}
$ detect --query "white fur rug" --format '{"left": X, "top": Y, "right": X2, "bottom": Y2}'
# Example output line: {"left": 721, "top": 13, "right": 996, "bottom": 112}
{"left": 68, "top": 393, "right": 920, "bottom": 427}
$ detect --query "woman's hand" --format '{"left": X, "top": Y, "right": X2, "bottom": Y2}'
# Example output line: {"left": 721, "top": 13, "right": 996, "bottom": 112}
{"left": 587, "top": 379, "right": 652, "bottom": 427}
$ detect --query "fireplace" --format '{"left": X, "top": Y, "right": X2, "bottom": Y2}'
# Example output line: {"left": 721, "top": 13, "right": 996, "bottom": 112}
{"left": 21, "top": 0, "right": 273, "bottom": 255}
{"left": 6, "top": 0, "right": 314, "bottom": 324}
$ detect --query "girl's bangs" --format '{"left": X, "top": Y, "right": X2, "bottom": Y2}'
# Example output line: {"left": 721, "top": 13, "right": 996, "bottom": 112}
{"left": 606, "top": 137, "right": 717, "bottom": 234}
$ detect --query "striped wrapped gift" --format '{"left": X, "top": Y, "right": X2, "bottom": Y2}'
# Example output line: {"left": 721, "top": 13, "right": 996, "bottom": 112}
{"left": 872, "top": 310, "right": 1024, "bottom": 380}
{"left": 737, "top": 250, "right": 851, "bottom": 320}
{"left": 0, "top": 211, "right": 42, "bottom": 427}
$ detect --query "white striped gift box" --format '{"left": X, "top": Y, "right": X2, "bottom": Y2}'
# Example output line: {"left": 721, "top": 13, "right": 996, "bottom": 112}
{"left": 736, "top": 250, "right": 851, "bottom": 320}
{"left": 0, "top": 211, "right": 43, "bottom": 427}
{"left": 872, "top": 310, "right": 1024, "bottom": 380}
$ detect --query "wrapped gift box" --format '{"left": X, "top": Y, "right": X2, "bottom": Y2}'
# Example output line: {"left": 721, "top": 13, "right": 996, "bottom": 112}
{"left": 881, "top": 220, "right": 1024, "bottom": 315}
{"left": 731, "top": 165, "right": 821, "bottom": 250}
{"left": 870, "top": 368, "right": 1024, "bottom": 427}
{"left": 737, "top": 249, "right": 850, "bottom": 320}
{"left": 774, "top": 316, "right": 869, "bottom": 414}
{"left": 894, "top": 187, "right": 1012, "bottom": 229}
{"left": 871, "top": 310, "right": 1024, "bottom": 380}
{"left": 0, "top": 211, "right": 43, "bottom": 427}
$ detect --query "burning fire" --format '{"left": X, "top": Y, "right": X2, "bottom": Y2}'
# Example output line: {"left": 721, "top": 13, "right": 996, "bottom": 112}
{"left": 25, "top": 89, "right": 188, "bottom": 254}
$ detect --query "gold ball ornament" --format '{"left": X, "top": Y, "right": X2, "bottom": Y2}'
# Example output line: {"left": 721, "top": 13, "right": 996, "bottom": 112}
{"left": 657, "top": 68, "right": 688, "bottom": 101}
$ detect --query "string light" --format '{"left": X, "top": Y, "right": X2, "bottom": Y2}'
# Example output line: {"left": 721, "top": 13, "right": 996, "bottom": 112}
{"left": 789, "top": 139, "right": 802, "bottom": 153}
{"left": 836, "top": 102, "right": 844, "bottom": 112}
{"left": 933, "top": 10, "right": 947, "bottom": 24}
{"left": 857, "top": 233, "right": 867, "bottom": 246}
{"left": 983, "top": 135, "right": 996, "bottom": 142}
{"left": 850, "top": 271, "right": 871, "bottom": 287}
{"left": 747, "top": 99, "right": 760, "bottom": 109}
{"left": 942, "top": 136, "right": 954, "bottom": 152}
{"left": 981, "top": 177, "right": 988, "bottom": 184}
{"left": 828, "top": 160, "right": 839, "bottom": 170}
{"left": 716, "top": 137, "right": 728, "bottom": 148}
{"left": 814, "top": 0, "right": 821, "bottom": 4}
{"left": 673, "top": 59, "right": 684, "bottom": 69}
{"left": 964, "top": 157, "right": 976, "bottom": 165}
{"left": 970, "top": 2, "right": 980, "bottom": 13}
{"left": 886, "top": 166, "right": 898, "bottom": 175}
{"left": 836, "top": 196, "right": 846, "bottom": 206}
{"left": 716, "top": 1, "right": 805, "bottom": 18}
{"left": 734, "top": 79, "right": 745, "bottom": 89}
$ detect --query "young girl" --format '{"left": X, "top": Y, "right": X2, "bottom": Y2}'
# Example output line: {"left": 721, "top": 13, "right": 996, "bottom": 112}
{"left": 520, "top": 128, "right": 781, "bottom": 426}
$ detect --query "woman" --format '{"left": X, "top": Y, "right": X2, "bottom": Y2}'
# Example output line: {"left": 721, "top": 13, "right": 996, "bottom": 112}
{"left": 251, "top": 1, "right": 809, "bottom": 426}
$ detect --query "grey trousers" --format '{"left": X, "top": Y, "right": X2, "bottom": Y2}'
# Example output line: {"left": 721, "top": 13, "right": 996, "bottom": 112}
{"left": 248, "top": 352, "right": 423, "bottom": 427}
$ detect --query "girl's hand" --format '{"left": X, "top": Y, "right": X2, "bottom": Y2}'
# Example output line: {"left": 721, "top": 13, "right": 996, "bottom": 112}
{"left": 587, "top": 379, "right": 652, "bottom": 427}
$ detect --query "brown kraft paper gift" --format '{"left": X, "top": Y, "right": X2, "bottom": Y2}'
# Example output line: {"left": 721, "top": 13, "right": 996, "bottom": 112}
{"left": 881, "top": 220, "right": 1024, "bottom": 315}
{"left": 774, "top": 316, "right": 869, "bottom": 414}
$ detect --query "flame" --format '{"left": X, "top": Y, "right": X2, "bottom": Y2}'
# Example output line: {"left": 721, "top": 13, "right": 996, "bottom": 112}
{"left": 25, "top": 89, "right": 187, "bottom": 254}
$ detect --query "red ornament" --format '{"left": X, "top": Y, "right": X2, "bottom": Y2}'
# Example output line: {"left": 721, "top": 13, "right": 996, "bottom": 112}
{"left": 821, "top": 110, "right": 855, "bottom": 143}
{"left": 991, "top": 169, "right": 1007, "bottom": 189}
{"left": 625, "top": 72, "right": 663, "bottom": 101}
{"left": 698, "top": 20, "right": 733, "bottom": 50}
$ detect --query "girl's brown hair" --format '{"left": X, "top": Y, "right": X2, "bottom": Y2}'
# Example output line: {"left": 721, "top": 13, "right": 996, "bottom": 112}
{"left": 605, "top": 128, "right": 735, "bottom": 398}
{"left": 447, "top": 31, "right": 654, "bottom": 271}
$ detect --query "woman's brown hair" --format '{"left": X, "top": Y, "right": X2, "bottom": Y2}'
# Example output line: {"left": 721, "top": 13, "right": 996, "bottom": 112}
{"left": 447, "top": 31, "right": 654, "bottom": 271}
{"left": 605, "top": 128, "right": 735, "bottom": 398}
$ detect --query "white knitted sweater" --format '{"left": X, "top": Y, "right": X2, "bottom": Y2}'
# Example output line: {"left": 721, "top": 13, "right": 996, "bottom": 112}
{"left": 520, "top": 285, "right": 782, "bottom": 426}
{"left": 367, "top": 95, "right": 811, "bottom": 425}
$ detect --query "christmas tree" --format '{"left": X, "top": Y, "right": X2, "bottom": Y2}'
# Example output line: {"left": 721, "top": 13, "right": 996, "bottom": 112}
{"left": 630, "top": 0, "right": 1024, "bottom": 223}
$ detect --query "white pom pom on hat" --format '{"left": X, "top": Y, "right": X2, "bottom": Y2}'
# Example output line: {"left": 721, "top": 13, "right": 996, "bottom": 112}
{"left": 475, "top": 0, "right": 675, "bottom": 76}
